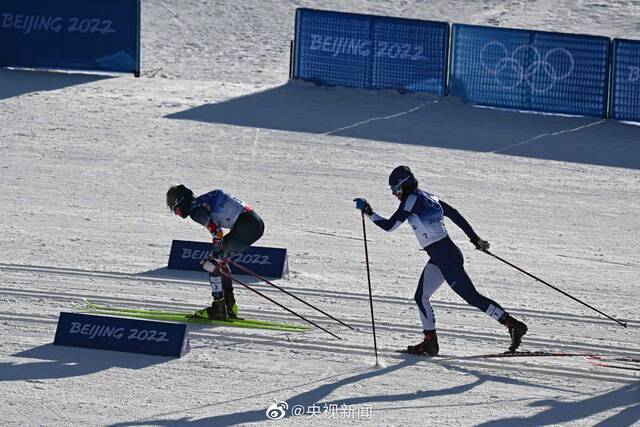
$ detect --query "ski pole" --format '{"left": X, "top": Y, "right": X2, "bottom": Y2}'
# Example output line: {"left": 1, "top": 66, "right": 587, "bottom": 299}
{"left": 227, "top": 260, "right": 354, "bottom": 330}
{"left": 221, "top": 270, "right": 343, "bottom": 340}
{"left": 481, "top": 249, "right": 627, "bottom": 328}
{"left": 360, "top": 212, "right": 379, "bottom": 365}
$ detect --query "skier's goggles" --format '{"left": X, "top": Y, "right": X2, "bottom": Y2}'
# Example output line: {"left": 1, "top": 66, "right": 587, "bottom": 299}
{"left": 170, "top": 197, "right": 186, "bottom": 216}
{"left": 389, "top": 176, "right": 411, "bottom": 194}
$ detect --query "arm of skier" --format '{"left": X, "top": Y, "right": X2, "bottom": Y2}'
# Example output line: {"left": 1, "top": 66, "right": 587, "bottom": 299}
{"left": 440, "top": 200, "right": 489, "bottom": 249}
{"left": 369, "top": 202, "right": 413, "bottom": 232}
{"left": 354, "top": 197, "right": 415, "bottom": 232}
{"left": 189, "top": 206, "right": 222, "bottom": 238}
{"left": 190, "top": 206, "right": 226, "bottom": 272}
{"left": 369, "top": 205, "right": 411, "bottom": 232}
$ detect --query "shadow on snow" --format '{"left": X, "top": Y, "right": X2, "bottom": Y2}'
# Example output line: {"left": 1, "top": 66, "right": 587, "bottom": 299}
{"left": 107, "top": 357, "right": 638, "bottom": 426}
{"left": 0, "top": 344, "right": 168, "bottom": 381}
{"left": 166, "top": 80, "right": 640, "bottom": 170}
{"left": 0, "top": 68, "right": 111, "bottom": 100}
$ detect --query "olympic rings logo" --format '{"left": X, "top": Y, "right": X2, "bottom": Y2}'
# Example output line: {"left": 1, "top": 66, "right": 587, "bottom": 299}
{"left": 480, "top": 42, "right": 575, "bottom": 93}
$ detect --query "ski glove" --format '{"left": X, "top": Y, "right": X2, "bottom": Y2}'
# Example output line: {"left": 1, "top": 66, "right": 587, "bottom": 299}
{"left": 211, "top": 237, "right": 224, "bottom": 255}
{"left": 471, "top": 236, "right": 490, "bottom": 251}
{"left": 202, "top": 238, "right": 225, "bottom": 272}
{"left": 353, "top": 198, "right": 373, "bottom": 216}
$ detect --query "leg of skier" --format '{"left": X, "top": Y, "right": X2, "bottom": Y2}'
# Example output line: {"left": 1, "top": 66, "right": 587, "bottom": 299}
{"left": 219, "top": 210, "right": 265, "bottom": 318}
{"left": 205, "top": 272, "right": 228, "bottom": 320}
{"left": 194, "top": 210, "right": 265, "bottom": 320}
{"left": 432, "top": 238, "right": 528, "bottom": 353}
{"left": 407, "top": 263, "right": 445, "bottom": 356}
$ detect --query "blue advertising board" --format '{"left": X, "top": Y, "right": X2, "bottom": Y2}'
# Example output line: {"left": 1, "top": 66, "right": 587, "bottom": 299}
{"left": 0, "top": 0, "right": 140, "bottom": 75}
{"left": 54, "top": 312, "right": 189, "bottom": 357}
{"left": 450, "top": 24, "right": 610, "bottom": 117}
{"left": 611, "top": 39, "right": 640, "bottom": 121}
{"left": 293, "top": 8, "right": 449, "bottom": 94}
{"left": 168, "top": 240, "right": 289, "bottom": 278}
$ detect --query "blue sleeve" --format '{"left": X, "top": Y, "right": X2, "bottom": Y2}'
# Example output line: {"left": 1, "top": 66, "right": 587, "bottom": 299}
{"left": 189, "top": 206, "right": 210, "bottom": 227}
{"left": 440, "top": 200, "right": 479, "bottom": 240}
{"left": 371, "top": 197, "right": 422, "bottom": 232}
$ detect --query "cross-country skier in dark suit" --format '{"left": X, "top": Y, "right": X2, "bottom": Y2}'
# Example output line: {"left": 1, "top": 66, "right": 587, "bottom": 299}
{"left": 354, "top": 166, "right": 527, "bottom": 355}
{"left": 167, "top": 184, "right": 264, "bottom": 320}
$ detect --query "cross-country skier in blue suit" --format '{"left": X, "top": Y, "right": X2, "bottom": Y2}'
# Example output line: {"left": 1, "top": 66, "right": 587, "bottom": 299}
{"left": 167, "top": 184, "right": 264, "bottom": 320}
{"left": 354, "top": 166, "right": 527, "bottom": 355}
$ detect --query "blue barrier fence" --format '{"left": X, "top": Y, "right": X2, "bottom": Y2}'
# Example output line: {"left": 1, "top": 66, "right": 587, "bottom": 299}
{"left": 0, "top": 0, "right": 140, "bottom": 75}
{"left": 168, "top": 240, "right": 289, "bottom": 278}
{"left": 292, "top": 8, "right": 640, "bottom": 121}
{"left": 449, "top": 24, "right": 610, "bottom": 117}
{"left": 611, "top": 39, "right": 640, "bottom": 121}
{"left": 54, "top": 312, "right": 189, "bottom": 357}
{"left": 293, "top": 8, "right": 449, "bottom": 95}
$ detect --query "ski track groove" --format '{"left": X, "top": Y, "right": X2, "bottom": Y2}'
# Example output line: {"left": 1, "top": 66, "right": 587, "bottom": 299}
{"left": 3, "top": 312, "right": 636, "bottom": 384}
{"left": 2, "top": 310, "right": 637, "bottom": 373}
{"left": 2, "top": 287, "right": 638, "bottom": 359}
{"left": 1, "top": 264, "right": 636, "bottom": 328}
{"left": 3, "top": 266, "right": 638, "bottom": 384}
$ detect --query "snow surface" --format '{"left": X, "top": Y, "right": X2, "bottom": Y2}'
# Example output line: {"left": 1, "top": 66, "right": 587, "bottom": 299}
{"left": 1, "top": 1, "right": 639, "bottom": 425}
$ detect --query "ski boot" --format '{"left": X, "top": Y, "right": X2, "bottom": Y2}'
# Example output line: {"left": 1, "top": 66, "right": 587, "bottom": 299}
{"left": 225, "top": 290, "right": 239, "bottom": 319}
{"left": 191, "top": 298, "right": 227, "bottom": 320}
{"left": 406, "top": 330, "right": 439, "bottom": 356}
{"left": 501, "top": 314, "right": 528, "bottom": 353}
{"left": 221, "top": 272, "right": 238, "bottom": 319}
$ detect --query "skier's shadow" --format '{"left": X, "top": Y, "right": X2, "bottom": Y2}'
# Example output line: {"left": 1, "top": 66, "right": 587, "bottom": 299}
{"left": 477, "top": 380, "right": 640, "bottom": 426}
{"left": 109, "top": 356, "right": 564, "bottom": 426}
{"left": 0, "top": 344, "right": 167, "bottom": 381}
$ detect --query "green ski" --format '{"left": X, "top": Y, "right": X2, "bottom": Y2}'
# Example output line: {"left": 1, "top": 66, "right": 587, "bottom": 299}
{"left": 75, "top": 299, "right": 309, "bottom": 332}
{"left": 81, "top": 299, "right": 308, "bottom": 329}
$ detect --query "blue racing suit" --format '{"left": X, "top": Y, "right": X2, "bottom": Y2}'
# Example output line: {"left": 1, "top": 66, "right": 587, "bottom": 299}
{"left": 369, "top": 189, "right": 506, "bottom": 330}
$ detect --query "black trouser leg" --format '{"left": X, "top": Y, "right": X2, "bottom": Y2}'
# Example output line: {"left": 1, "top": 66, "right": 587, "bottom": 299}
{"left": 222, "top": 210, "right": 265, "bottom": 256}
{"left": 221, "top": 210, "right": 264, "bottom": 313}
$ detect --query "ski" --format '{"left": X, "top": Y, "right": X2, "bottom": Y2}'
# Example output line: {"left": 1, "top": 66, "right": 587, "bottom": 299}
{"left": 587, "top": 361, "right": 640, "bottom": 372}
{"left": 81, "top": 309, "right": 307, "bottom": 332}
{"left": 80, "top": 299, "right": 308, "bottom": 329}
{"left": 75, "top": 300, "right": 309, "bottom": 332}
{"left": 587, "top": 355, "right": 640, "bottom": 364}
{"left": 586, "top": 356, "right": 640, "bottom": 372}
{"left": 397, "top": 350, "right": 602, "bottom": 359}
{"left": 466, "top": 351, "right": 599, "bottom": 359}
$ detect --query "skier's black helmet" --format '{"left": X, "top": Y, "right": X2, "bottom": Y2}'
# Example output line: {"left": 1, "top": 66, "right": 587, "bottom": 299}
{"left": 388, "top": 166, "right": 418, "bottom": 198}
{"left": 166, "top": 184, "right": 194, "bottom": 218}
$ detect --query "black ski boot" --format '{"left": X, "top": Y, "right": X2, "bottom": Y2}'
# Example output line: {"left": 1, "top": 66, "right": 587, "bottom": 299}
{"left": 225, "top": 290, "right": 238, "bottom": 319}
{"left": 406, "top": 330, "right": 439, "bottom": 356}
{"left": 502, "top": 314, "right": 528, "bottom": 353}
{"left": 221, "top": 273, "right": 238, "bottom": 319}
{"left": 191, "top": 298, "right": 227, "bottom": 320}
{"left": 206, "top": 298, "right": 227, "bottom": 320}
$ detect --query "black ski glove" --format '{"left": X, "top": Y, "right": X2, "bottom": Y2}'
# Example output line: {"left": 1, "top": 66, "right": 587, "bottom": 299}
{"left": 202, "top": 238, "right": 225, "bottom": 272}
{"left": 471, "top": 236, "right": 490, "bottom": 251}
